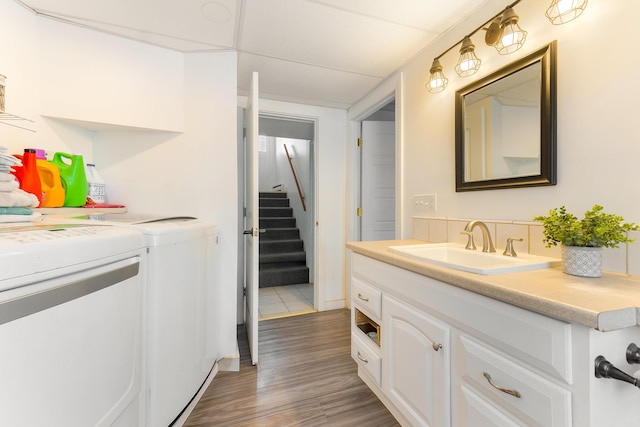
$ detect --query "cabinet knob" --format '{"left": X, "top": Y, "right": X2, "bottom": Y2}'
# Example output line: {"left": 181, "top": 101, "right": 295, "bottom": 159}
{"left": 432, "top": 342, "right": 442, "bottom": 352}
{"left": 483, "top": 372, "right": 521, "bottom": 398}
{"left": 357, "top": 293, "right": 369, "bottom": 302}
{"left": 356, "top": 351, "right": 369, "bottom": 363}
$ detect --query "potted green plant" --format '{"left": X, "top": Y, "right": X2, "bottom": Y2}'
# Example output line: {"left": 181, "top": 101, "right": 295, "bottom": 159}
{"left": 534, "top": 205, "right": 638, "bottom": 277}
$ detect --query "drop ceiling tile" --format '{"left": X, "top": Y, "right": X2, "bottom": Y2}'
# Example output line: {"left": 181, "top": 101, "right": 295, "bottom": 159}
{"left": 238, "top": 52, "right": 382, "bottom": 109}
{"left": 309, "top": 0, "right": 490, "bottom": 32}
{"left": 22, "top": 0, "right": 238, "bottom": 49}
{"left": 240, "top": 0, "right": 439, "bottom": 77}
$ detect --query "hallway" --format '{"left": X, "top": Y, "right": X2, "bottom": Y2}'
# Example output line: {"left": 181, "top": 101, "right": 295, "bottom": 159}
{"left": 184, "top": 309, "right": 399, "bottom": 426}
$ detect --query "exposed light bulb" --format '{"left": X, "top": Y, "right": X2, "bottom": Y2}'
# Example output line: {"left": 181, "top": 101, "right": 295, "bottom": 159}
{"left": 454, "top": 37, "right": 481, "bottom": 77}
{"left": 546, "top": 0, "right": 588, "bottom": 24}
{"left": 557, "top": 0, "right": 574, "bottom": 13}
{"left": 426, "top": 58, "right": 448, "bottom": 93}
{"left": 495, "top": 7, "right": 527, "bottom": 54}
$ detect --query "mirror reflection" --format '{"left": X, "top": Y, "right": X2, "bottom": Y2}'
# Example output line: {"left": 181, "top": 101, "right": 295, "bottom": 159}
{"left": 455, "top": 41, "right": 556, "bottom": 191}
{"left": 464, "top": 62, "right": 540, "bottom": 181}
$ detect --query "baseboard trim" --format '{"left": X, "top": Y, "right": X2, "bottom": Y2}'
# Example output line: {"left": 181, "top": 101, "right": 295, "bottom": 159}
{"left": 320, "top": 299, "right": 346, "bottom": 311}
{"left": 218, "top": 343, "right": 240, "bottom": 372}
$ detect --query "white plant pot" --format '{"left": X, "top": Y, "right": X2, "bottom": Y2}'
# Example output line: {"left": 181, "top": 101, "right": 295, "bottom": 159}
{"left": 561, "top": 245, "right": 603, "bottom": 278}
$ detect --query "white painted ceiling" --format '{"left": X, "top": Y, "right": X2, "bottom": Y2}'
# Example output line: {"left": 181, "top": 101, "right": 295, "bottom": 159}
{"left": 16, "top": 0, "right": 490, "bottom": 109}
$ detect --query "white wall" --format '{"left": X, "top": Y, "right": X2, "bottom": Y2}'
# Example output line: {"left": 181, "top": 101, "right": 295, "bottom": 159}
{"left": 94, "top": 51, "right": 238, "bottom": 359}
{"left": 0, "top": 2, "right": 238, "bottom": 361}
{"left": 352, "top": 0, "right": 640, "bottom": 239}
{"left": 258, "top": 136, "right": 277, "bottom": 191}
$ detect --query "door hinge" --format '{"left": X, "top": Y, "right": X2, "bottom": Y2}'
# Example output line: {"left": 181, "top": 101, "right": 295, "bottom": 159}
{"left": 357, "top": 137, "right": 363, "bottom": 147}
{"left": 243, "top": 127, "right": 247, "bottom": 138}
{"left": 357, "top": 207, "right": 362, "bottom": 217}
{"left": 243, "top": 288, "right": 246, "bottom": 297}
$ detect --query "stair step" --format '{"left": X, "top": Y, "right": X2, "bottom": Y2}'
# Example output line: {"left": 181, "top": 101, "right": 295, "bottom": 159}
{"left": 261, "top": 228, "right": 300, "bottom": 240}
{"left": 259, "top": 265, "right": 310, "bottom": 287}
{"left": 259, "top": 192, "right": 288, "bottom": 199}
{"left": 259, "top": 198, "right": 290, "bottom": 208}
{"left": 260, "top": 207, "right": 293, "bottom": 218}
{"left": 260, "top": 217, "right": 296, "bottom": 228}
{"left": 260, "top": 239, "right": 304, "bottom": 252}
{"left": 260, "top": 251, "right": 306, "bottom": 264}
{"left": 257, "top": 192, "right": 309, "bottom": 288}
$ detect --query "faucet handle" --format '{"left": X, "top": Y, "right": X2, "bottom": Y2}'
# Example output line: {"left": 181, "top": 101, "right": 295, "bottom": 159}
{"left": 503, "top": 237, "right": 524, "bottom": 257}
{"left": 461, "top": 231, "right": 476, "bottom": 250}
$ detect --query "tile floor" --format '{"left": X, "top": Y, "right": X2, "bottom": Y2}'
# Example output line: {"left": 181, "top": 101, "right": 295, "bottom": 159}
{"left": 258, "top": 283, "right": 315, "bottom": 320}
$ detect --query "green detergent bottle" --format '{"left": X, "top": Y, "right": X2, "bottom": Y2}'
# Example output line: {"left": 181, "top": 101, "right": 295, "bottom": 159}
{"left": 51, "top": 152, "right": 88, "bottom": 207}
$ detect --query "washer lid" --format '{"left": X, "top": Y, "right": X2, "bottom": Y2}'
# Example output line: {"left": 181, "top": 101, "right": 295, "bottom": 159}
{"left": 69, "top": 213, "right": 197, "bottom": 224}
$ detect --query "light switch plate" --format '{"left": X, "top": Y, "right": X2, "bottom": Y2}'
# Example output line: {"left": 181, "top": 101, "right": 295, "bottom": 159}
{"left": 414, "top": 194, "right": 436, "bottom": 214}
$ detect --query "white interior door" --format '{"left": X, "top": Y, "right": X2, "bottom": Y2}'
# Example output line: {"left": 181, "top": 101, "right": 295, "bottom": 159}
{"left": 361, "top": 121, "right": 395, "bottom": 241}
{"left": 244, "top": 72, "right": 259, "bottom": 365}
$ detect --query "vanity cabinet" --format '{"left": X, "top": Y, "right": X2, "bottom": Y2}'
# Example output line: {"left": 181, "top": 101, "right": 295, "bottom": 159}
{"left": 383, "top": 295, "right": 450, "bottom": 427}
{"left": 349, "top": 250, "right": 640, "bottom": 426}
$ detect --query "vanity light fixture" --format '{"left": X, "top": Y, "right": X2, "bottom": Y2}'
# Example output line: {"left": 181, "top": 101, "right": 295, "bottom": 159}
{"left": 425, "top": 0, "right": 525, "bottom": 94}
{"left": 427, "top": 0, "right": 584, "bottom": 93}
{"left": 454, "top": 36, "right": 481, "bottom": 77}
{"left": 545, "top": 0, "right": 588, "bottom": 24}
{"left": 494, "top": 6, "right": 527, "bottom": 54}
{"left": 426, "top": 58, "right": 448, "bottom": 93}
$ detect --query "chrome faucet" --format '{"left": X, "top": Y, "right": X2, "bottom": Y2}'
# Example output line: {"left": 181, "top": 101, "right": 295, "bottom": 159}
{"left": 461, "top": 220, "right": 496, "bottom": 253}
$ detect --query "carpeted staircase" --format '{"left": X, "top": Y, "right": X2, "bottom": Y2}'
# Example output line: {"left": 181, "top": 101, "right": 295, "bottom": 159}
{"left": 259, "top": 192, "right": 310, "bottom": 287}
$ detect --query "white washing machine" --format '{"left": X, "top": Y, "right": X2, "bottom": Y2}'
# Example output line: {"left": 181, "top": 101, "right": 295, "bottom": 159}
{"left": 0, "top": 222, "right": 146, "bottom": 427}
{"left": 46, "top": 213, "right": 220, "bottom": 426}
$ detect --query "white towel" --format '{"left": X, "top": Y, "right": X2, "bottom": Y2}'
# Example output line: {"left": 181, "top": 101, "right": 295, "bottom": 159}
{"left": 0, "top": 172, "right": 16, "bottom": 182}
{"left": 0, "top": 189, "right": 39, "bottom": 208}
{"left": 0, "top": 179, "right": 18, "bottom": 192}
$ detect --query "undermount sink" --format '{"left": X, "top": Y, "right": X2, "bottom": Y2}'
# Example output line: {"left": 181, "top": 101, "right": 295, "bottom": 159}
{"left": 388, "top": 243, "right": 559, "bottom": 275}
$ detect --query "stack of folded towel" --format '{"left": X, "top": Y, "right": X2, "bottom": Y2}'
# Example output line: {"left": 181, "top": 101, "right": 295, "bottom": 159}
{"left": 0, "top": 146, "right": 39, "bottom": 216}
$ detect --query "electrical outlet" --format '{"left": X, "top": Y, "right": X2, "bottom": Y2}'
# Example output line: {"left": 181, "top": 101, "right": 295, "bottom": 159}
{"left": 414, "top": 194, "right": 436, "bottom": 214}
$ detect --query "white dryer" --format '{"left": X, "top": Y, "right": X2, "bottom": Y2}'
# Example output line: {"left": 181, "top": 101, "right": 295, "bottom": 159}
{"left": 46, "top": 213, "right": 220, "bottom": 426}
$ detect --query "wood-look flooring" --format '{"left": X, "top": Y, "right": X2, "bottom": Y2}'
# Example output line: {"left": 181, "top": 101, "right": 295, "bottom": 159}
{"left": 184, "top": 309, "right": 400, "bottom": 427}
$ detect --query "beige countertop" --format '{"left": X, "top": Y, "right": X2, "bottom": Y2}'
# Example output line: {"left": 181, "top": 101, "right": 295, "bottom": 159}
{"left": 347, "top": 239, "right": 640, "bottom": 332}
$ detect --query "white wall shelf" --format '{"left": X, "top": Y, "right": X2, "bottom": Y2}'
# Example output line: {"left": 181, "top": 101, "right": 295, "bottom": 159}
{"left": 0, "top": 111, "right": 35, "bottom": 132}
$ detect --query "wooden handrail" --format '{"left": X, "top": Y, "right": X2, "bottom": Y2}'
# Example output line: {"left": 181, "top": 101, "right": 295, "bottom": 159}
{"left": 283, "top": 144, "right": 306, "bottom": 211}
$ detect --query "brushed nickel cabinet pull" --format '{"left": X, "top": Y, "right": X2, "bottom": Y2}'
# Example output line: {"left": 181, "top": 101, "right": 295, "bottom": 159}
{"left": 356, "top": 351, "right": 369, "bottom": 363}
{"left": 483, "top": 372, "right": 521, "bottom": 398}
{"left": 432, "top": 343, "right": 443, "bottom": 352}
{"left": 357, "top": 293, "right": 369, "bottom": 302}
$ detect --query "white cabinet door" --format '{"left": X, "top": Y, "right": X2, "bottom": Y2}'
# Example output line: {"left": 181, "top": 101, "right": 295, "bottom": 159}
{"left": 383, "top": 295, "right": 450, "bottom": 427}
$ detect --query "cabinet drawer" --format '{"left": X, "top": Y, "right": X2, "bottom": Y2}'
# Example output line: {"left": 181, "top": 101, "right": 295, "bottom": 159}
{"left": 456, "top": 335, "right": 571, "bottom": 427}
{"left": 443, "top": 281, "right": 572, "bottom": 383}
{"left": 456, "top": 383, "right": 523, "bottom": 427}
{"left": 351, "top": 332, "right": 381, "bottom": 386}
{"left": 352, "top": 277, "right": 381, "bottom": 320}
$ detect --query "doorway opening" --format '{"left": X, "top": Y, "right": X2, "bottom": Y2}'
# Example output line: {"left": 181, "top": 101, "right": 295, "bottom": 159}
{"left": 257, "top": 115, "right": 316, "bottom": 320}
{"left": 359, "top": 99, "right": 396, "bottom": 241}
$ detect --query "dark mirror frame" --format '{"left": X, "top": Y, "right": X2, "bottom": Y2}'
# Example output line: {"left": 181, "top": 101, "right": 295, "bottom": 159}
{"left": 455, "top": 41, "right": 557, "bottom": 192}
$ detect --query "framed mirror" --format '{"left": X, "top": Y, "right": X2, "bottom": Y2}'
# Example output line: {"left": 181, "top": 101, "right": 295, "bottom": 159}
{"left": 455, "top": 41, "right": 557, "bottom": 191}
